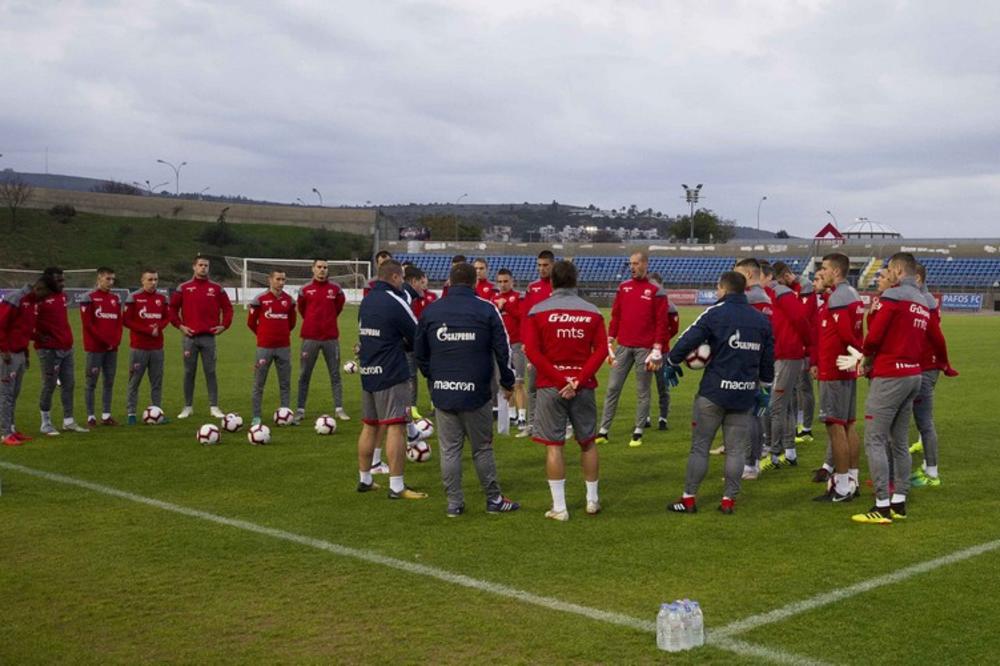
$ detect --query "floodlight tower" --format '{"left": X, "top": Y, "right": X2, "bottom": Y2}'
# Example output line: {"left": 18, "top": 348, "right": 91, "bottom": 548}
{"left": 681, "top": 183, "right": 703, "bottom": 243}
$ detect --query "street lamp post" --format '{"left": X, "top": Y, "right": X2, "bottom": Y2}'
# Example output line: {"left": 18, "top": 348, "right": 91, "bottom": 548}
{"left": 454, "top": 193, "right": 468, "bottom": 241}
{"left": 312, "top": 188, "right": 323, "bottom": 206}
{"left": 199, "top": 187, "right": 210, "bottom": 200}
{"left": 757, "top": 195, "right": 768, "bottom": 232}
{"left": 156, "top": 159, "right": 187, "bottom": 195}
{"left": 681, "top": 184, "right": 703, "bottom": 243}
{"left": 825, "top": 210, "right": 838, "bottom": 227}
{"left": 296, "top": 197, "right": 306, "bottom": 205}
{"left": 134, "top": 180, "right": 169, "bottom": 195}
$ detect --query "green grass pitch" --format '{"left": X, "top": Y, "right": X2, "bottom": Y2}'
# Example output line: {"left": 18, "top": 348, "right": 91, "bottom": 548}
{"left": 2, "top": 306, "right": 998, "bottom": 664}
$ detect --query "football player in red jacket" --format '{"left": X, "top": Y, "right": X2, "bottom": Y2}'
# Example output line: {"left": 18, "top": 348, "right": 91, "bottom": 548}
{"left": 80, "top": 267, "right": 124, "bottom": 426}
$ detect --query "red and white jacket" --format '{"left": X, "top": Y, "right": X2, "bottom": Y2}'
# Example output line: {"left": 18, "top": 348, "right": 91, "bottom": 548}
{"left": 491, "top": 290, "right": 523, "bottom": 344}
{"left": 475, "top": 278, "right": 497, "bottom": 301}
{"left": 607, "top": 276, "right": 667, "bottom": 349}
{"left": 170, "top": 277, "right": 233, "bottom": 335}
{"left": 523, "top": 288, "right": 608, "bottom": 392}
{"left": 34, "top": 291, "right": 73, "bottom": 350}
{"left": 80, "top": 289, "right": 123, "bottom": 353}
{"left": 124, "top": 289, "right": 170, "bottom": 351}
{"left": 863, "top": 277, "right": 929, "bottom": 378}
{"left": 813, "top": 281, "right": 865, "bottom": 381}
{"left": 297, "top": 279, "right": 345, "bottom": 341}
{"left": 0, "top": 287, "right": 37, "bottom": 354}
{"left": 771, "top": 284, "right": 812, "bottom": 360}
{"left": 248, "top": 290, "right": 297, "bottom": 349}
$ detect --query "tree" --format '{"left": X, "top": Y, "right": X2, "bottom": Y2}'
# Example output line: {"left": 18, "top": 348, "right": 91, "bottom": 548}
{"left": 415, "top": 214, "right": 482, "bottom": 241}
{"left": 591, "top": 228, "right": 619, "bottom": 243}
{"left": 0, "top": 177, "right": 34, "bottom": 228}
{"left": 668, "top": 208, "right": 736, "bottom": 244}
{"left": 775, "top": 229, "right": 790, "bottom": 239}
{"left": 92, "top": 181, "right": 142, "bottom": 195}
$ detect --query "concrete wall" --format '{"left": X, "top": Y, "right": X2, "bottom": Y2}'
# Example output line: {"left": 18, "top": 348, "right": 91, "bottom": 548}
{"left": 24, "top": 187, "right": 376, "bottom": 236}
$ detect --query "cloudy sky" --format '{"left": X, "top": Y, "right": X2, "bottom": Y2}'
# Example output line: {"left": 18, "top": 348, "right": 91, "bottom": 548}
{"left": 2, "top": 1, "right": 998, "bottom": 237}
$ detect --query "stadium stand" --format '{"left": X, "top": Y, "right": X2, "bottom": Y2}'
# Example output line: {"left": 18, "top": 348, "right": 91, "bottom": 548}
{"left": 871, "top": 257, "right": 1000, "bottom": 289}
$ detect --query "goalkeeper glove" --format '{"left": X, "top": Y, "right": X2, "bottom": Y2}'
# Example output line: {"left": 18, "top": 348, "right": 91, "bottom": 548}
{"left": 644, "top": 347, "right": 663, "bottom": 371}
{"left": 755, "top": 386, "right": 771, "bottom": 417}
{"left": 662, "top": 362, "right": 683, "bottom": 388}
{"left": 835, "top": 345, "right": 864, "bottom": 372}
{"left": 607, "top": 340, "right": 617, "bottom": 366}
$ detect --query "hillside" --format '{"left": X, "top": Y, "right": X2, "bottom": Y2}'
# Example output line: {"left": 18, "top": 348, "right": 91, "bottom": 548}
{"left": 0, "top": 208, "right": 369, "bottom": 286}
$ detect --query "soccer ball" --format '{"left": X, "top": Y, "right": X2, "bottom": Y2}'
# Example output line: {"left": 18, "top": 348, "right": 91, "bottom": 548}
{"left": 142, "top": 405, "right": 165, "bottom": 425}
{"left": 273, "top": 407, "right": 295, "bottom": 426}
{"left": 406, "top": 440, "right": 432, "bottom": 463}
{"left": 221, "top": 412, "right": 244, "bottom": 432}
{"left": 247, "top": 423, "right": 271, "bottom": 445}
{"left": 343, "top": 360, "right": 358, "bottom": 374}
{"left": 413, "top": 417, "right": 434, "bottom": 440}
{"left": 314, "top": 415, "right": 337, "bottom": 435}
{"left": 197, "top": 423, "right": 221, "bottom": 445}
{"left": 685, "top": 343, "right": 713, "bottom": 370}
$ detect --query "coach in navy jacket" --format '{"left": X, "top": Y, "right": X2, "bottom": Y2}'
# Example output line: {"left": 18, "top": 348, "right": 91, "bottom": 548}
{"left": 415, "top": 262, "right": 519, "bottom": 516}
{"left": 357, "top": 277, "right": 417, "bottom": 394}
{"left": 667, "top": 285, "right": 774, "bottom": 411}
{"left": 415, "top": 277, "right": 515, "bottom": 411}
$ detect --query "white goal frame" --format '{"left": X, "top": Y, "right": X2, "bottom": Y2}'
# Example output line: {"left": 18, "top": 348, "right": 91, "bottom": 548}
{"left": 225, "top": 257, "right": 371, "bottom": 306}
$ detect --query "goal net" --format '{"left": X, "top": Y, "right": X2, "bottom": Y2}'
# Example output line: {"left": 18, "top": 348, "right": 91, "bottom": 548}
{"left": 224, "top": 257, "right": 371, "bottom": 306}
{"left": 0, "top": 267, "right": 97, "bottom": 289}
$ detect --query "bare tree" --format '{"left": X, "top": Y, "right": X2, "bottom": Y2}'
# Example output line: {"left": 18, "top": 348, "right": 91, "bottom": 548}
{"left": 0, "top": 177, "right": 34, "bottom": 228}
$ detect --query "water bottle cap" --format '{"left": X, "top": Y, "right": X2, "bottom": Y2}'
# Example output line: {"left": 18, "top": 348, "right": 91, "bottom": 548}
{"left": 660, "top": 603, "right": 671, "bottom": 610}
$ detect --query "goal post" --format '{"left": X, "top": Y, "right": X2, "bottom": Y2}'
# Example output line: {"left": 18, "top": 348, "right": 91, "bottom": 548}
{"left": 0, "top": 267, "right": 97, "bottom": 289}
{"left": 224, "top": 257, "right": 371, "bottom": 307}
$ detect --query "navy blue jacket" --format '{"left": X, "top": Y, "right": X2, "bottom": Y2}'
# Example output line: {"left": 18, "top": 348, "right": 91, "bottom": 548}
{"left": 414, "top": 285, "right": 515, "bottom": 411}
{"left": 667, "top": 292, "right": 775, "bottom": 411}
{"left": 357, "top": 280, "right": 417, "bottom": 392}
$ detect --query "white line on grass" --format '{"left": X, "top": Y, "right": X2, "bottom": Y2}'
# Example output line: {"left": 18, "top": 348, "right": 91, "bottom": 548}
{"left": 713, "top": 537, "right": 1000, "bottom": 639}
{"left": 0, "top": 461, "right": 825, "bottom": 665}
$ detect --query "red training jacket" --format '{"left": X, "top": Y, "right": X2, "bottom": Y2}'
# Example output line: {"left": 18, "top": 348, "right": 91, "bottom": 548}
{"left": 124, "top": 289, "right": 171, "bottom": 351}
{"left": 863, "top": 277, "right": 929, "bottom": 378}
{"left": 771, "top": 285, "right": 812, "bottom": 360}
{"left": 34, "top": 291, "right": 73, "bottom": 350}
{"left": 248, "top": 290, "right": 297, "bottom": 348}
{"left": 170, "top": 277, "right": 234, "bottom": 336}
{"left": 813, "top": 281, "right": 864, "bottom": 381}
{"left": 475, "top": 278, "right": 496, "bottom": 300}
{"left": 607, "top": 276, "right": 667, "bottom": 349}
{"left": 523, "top": 288, "right": 608, "bottom": 391}
{"left": 492, "top": 290, "right": 522, "bottom": 344}
{"left": 80, "top": 288, "right": 123, "bottom": 353}
{"left": 297, "top": 279, "right": 345, "bottom": 341}
{"left": 0, "top": 287, "right": 37, "bottom": 354}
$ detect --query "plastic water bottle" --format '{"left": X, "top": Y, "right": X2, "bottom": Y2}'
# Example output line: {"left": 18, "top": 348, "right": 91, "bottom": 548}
{"left": 679, "top": 600, "right": 694, "bottom": 649}
{"left": 690, "top": 601, "right": 704, "bottom": 647}
{"left": 656, "top": 603, "right": 671, "bottom": 650}
{"left": 667, "top": 604, "right": 685, "bottom": 652}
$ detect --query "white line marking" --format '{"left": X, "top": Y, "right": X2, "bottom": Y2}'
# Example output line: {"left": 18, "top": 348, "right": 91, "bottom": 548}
{"left": 0, "top": 461, "right": 823, "bottom": 665}
{"left": 715, "top": 537, "right": 1000, "bottom": 638}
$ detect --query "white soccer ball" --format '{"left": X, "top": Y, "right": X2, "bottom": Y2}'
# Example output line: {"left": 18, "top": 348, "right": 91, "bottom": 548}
{"left": 247, "top": 423, "right": 271, "bottom": 445}
{"left": 221, "top": 412, "right": 244, "bottom": 432}
{"left": 685, "top": 343, "right": 713, "bottom": 370}
{"left": 406, "top": 439, "right": 432, "bottom": 463}
{"left": 273, "top": 407, "right": 295, "bottom": 426}
{"left": 413, "top": 417, "right": 434, "bottom": 440}
{"left": 314, "top": 414, "right": 337, "bottom": 435}
{"left": 142, "top": 405, "right": 165, "bottom": 425}
{"left": 343, "top": 360, "right": 358, "bottom": 374}
{"left": 197, "top": 423, "right": 221, "bottom": 445}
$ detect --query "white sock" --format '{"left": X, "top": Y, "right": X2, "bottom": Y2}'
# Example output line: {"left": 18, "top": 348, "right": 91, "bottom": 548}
{"left": 834, "top": 473, "right": 852, "bottom": 496}
{"left": 891, "top": 493, "right": 907, "bottom": 505}
{"left": 925, "top": 464, "right": 938, "bottom": 478}
{"left": 63, "top": 417, "right": 75, "bottom": 426}
{"left": 88, "top": 414, "right": 96, "bottom": 422}
{"left": 518, "top": 408, "right": 526, "bottom": 420}
{"left": 848, "top": 468, "right": 859, "bottom": 484}
{"left": 743, "top": 465, "right": 755, "bottom": 474}
{"left": 784, "top": 448, "right": 797, "bottom": 461}
{"left": 822, "top": 463, "right": 834, "bottom": 473}
{"left": 389, "top": 475, "right": 405, "bottom": 494}
{"left": 548, "top": 479, "right": 567, "bottom": 512}
{"left": 372, "top": 447, "right": 382, "bottom": 465}
{"left": 875, "top": 498, "right": 891, "bottom": 509}
{"left": 585, "top": 480, "right": 599, "bottom": 503}
{"left": 682, "top": 492, "right": 695, "bottom": 499}
{"left": 101, "top": 412, "right": 111, "bottom": 420}
{"left": 359, "top": 471, "right": 372, "bottom": 485}
{"left": 40, "top": 411, "right": 51, "bottom": 426}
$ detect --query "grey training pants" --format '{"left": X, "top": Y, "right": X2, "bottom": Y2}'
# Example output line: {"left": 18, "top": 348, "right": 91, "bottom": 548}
{"left": 794, "top": 365, "right": 815, "bottom": 430}
{"left": 126, "top": 348, "right": 164, "bottom": 415}
{"left": 436, "top": 401, "right": 502, "bottom": 511}
{"left": 0, "top": 352, "right": 27, "bottom": 434}
{"left": 770, "top": 358, "right": 803, "bottom": 454}
{"left": 297, "top": 338, "right": 343, "bottom": 411}
{"left": 599, "top": 345, "right": 652, "bottom": 433}
{"left": 686, "top": 395, "right": 750, "bottom": 499}
{"left": 182, "top": 334, "right": 219, "bottom": 407}
{"left": 913, "top": 369, "right": 940, "bottom": 467}
{"left": 526, "top": 364, "right": 537, "bottom": 429}
{"left": 38, "top": 348, "right": 75, "bottom": 419}
{"left": 654, "top": 367, "right": 671, "bottom": 422}
{"left": 864, "top": 375, "right": 921, "bottom": 501}
{"left": 252, "top": 347, "right": 291, "bottom": 418}
{"left": 85, "top": 350, "right": 118, "bottom": 417}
